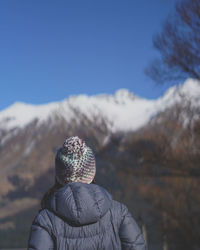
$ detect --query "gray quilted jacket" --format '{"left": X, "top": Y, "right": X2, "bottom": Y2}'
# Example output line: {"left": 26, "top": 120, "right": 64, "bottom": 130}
{"left": 28, "top": 182, "right": 146, "bottom": 250}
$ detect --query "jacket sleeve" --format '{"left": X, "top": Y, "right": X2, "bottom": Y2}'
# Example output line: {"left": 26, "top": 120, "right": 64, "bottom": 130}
{"left": 119, "top": 205, "right": 146, "bottom": 250}
{"left": 28, "top": 210, "right": 54, "bottom": 250}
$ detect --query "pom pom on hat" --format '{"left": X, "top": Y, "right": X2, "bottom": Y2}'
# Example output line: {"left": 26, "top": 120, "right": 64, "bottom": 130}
{"left": 55, "top": 136, "right": 96, "bottom": 185}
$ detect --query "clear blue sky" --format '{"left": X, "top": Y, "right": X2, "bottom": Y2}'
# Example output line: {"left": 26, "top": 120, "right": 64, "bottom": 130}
{"left": 0, "top": 0, "right": 175, "bottom": 110}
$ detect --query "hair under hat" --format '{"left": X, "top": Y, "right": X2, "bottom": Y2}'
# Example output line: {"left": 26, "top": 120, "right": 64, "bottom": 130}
{"left": 55, "top": 136, "right": 96, "bottom": 185}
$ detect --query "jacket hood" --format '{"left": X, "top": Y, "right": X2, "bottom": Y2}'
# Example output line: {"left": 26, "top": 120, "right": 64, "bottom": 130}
{"left": 45, "top": 182, "right": 112, "bottom": 226}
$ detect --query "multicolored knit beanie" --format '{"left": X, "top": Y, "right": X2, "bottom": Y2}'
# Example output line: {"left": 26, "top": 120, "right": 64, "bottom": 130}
{"left": 55, "top": 136, "right": 96, "bottom": 185}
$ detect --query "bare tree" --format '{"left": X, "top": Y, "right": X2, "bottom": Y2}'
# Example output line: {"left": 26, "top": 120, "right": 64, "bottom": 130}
{"left": 145, "top": 0, "right": 200, "bottom": 84}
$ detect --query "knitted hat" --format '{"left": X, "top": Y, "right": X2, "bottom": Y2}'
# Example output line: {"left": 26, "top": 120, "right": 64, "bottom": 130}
{"left": 55, "top": 136, "right": 96, "bottom": 185}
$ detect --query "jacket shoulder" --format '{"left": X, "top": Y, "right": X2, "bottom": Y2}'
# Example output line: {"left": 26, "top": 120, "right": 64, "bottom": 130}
{"left": 111, "top": 200, "right": 129, "bottom": 215}
{"left": 32, "top": 209, "right": 54, "bottom": 233}
{"left": 110, "top": 200, "right": 129, "bottom": 227}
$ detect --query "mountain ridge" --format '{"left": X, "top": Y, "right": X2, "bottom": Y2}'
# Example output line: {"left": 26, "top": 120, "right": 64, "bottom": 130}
{"left": 0, "top": 78, "right": 200, "bottom": 133}
{"left": 0, "top": 79, "right": 199, "bottom": 248}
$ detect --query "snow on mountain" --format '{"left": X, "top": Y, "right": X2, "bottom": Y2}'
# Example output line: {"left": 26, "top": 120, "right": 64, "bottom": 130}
{"left": 0, "top": 101, "right": 59, "bottom": 130}
{"left": 0, "top": 78, "right": 200, "bottom": 133}
{"left": 156, "top": 78, "right": 200, "bottom": 108}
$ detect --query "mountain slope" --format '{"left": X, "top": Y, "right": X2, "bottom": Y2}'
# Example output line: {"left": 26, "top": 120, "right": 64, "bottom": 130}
{"left": 1, "top": 78, "right": 200, "bottom": 134}
{"left": 0, "top": 78, "right": 200, "bottom": 195}
{"left": 0, "top": 78, "right": 200, "bottom": 248}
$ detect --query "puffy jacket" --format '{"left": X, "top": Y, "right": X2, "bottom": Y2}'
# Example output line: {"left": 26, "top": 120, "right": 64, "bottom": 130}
{"left": 28, "top": 182, "right": 146, "bottom": 250}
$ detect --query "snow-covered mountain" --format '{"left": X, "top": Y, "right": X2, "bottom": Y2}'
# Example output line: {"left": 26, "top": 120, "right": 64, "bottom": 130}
{"left": 0, "top": 78, "right": 200, "bottom": 242}
{"left": 0, "top": 78, "right": 200, "bottom": 133}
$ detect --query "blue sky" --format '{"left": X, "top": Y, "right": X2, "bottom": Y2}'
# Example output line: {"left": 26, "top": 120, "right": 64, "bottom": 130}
{"left": 0, "top": 0, "right": 175, "bottom": 110}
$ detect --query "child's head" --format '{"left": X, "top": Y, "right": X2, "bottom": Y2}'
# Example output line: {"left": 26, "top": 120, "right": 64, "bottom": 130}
{"left": 55, "top": 136, "right": 96, "bottom": 185}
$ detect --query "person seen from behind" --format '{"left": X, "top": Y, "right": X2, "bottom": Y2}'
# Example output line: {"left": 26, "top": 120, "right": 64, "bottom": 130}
{"left": 28, "top": 136, "right": 146, "bottom": 250}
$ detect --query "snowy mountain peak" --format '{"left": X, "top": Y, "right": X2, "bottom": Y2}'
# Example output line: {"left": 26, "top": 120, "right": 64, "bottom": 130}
{"left": 114, "top": 88, "right": 139, "bottom": 104}
{"left": 0, "top": 79, "right": 200, "bottom": 132}
{"left": 177, "top": 78, "right": 200, "bottom": 97}
{"left": 0, "top": 100, "right": 59, "bottom": 130}
{"left": 4, "top": 101, "right": 32, "bottom": 112}
{"left": 114, "top": 88, "right": 137, "bottom": 98}
{"left": 159, "top": 78, "right": 200, "bottom": 107}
